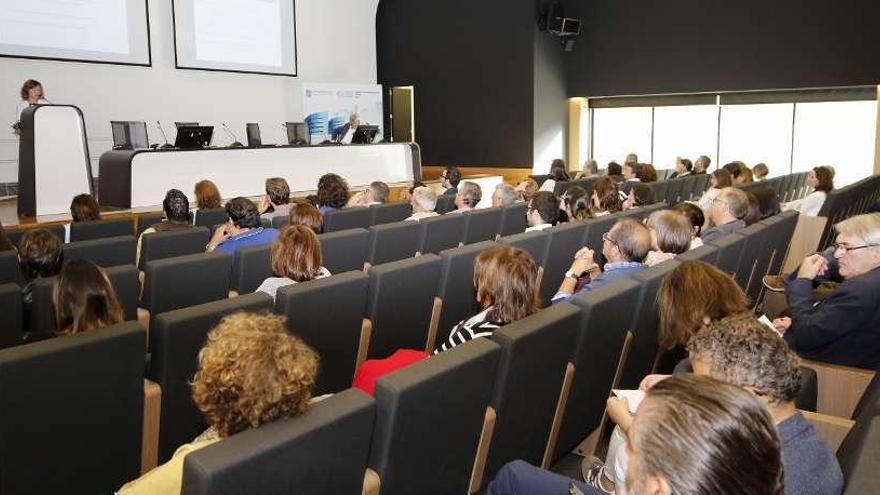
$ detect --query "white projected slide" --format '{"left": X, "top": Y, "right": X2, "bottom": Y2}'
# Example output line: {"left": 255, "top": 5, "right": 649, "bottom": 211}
{"left": 174, "top": 0, "right": 297, "bottom": 75}
{"left": 0, "top": 0, "right": 150, "bottom": 65}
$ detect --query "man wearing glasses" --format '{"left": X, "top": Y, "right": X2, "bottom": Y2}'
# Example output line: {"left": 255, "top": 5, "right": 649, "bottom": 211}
{"left": 700, "top": 187, "right": 749, "bottom": 243}
{"left": 440, "top": 166, "right": 462, "bottom": 196}
{"left": 773, "top": 213, "right": 880, "bottom": 369}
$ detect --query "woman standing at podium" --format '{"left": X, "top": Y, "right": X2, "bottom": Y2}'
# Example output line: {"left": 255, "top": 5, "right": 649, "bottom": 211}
{"left": 12, "top": 79, "right": 49, "bottom": 135}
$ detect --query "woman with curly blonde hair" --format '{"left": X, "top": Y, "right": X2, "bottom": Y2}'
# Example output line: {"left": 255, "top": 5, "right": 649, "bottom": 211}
{"left": 119, "top": 312, "right": 318, "bottom": 494}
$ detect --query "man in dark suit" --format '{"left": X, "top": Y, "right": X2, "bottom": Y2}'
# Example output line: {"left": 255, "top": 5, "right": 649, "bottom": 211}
{"left": 774, "top": 213, "right": 880, "bottom": 369}
{"left": 440, "top": 166, "right": 461, "bottom": 195}
{"left": 331, "top": 114, "right": 360, "bottom": 144}
{"left": 700, "top": 187, "right": 748, "bottom": 243}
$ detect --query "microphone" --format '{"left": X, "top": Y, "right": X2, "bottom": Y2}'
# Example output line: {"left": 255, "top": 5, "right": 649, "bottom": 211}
{"left": 221, "top": 122, "right": 244, "bottom": 148}
{"left": 156, "top": 121, "right": 174, "bottom": 149}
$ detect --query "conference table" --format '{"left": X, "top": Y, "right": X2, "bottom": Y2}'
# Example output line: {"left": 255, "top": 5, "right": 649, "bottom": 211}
{"left": 98, "top": 143, "right": 422, "bottom": 209}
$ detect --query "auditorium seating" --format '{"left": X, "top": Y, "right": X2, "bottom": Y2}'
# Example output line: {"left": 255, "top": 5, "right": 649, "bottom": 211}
{"left": 149, "top": 293, "right": 274, "bottom": 462}
{"left": 137, "top": 227, "right": 211, "bottom": 270}
{"left": 676, "top": 243, "right": 718, "bottom": 264}
{"left": 583, "top": 213, "right": 618, "bottom": 256}
{"left": 0, "top": 321, "right": 145, "bottom": 494}
{"left": 538, "top": 222, "right": 588, "bottom": 306}
{"left": 498, "top": 202, "right": 528, "bottom": 237}
{"left": 62, "top": 234, "right": 136, "bottom": 267}
{"left": 0, "top": 283, "right": 22, "bottom": 348}
{"left": 435, "top": 194, "right": 457, "bottom": 214}
{"left": 323, "top": 206, "right": 372, "bottom": 232}
{"left": 141, "top": 252, "right": 232, "bottom": 317}
{"left": 435, "top": 241, "right": 496, "bottom": 344}
{"left": 816, "top": 175, "right": 880, "bottom": 250}
{"left": 183, "top": 389, "right": 376, "bottom": 495}
{"left": 707, "top": 232, "right": 748, "bottom": 283}
{"left": 367, "top": 221, "right": 421, "bottom": 266}
{"left": 275, "top": 271, "right": 370, "bottom": 395}
{"left": 193, "top": 208, "right": 228, "bottom": 230}
{"left": 462, "top": 208, "right": 503, "bottom": 244}
{"left": 0, "top": 250, "right": 21, "bottom": 285}
{"left": 416, "top": 213, "right": 466, "bottom": 254}
{"left": 6, "top": 224, "right": 64, "bottom": 246}
{"left": 366, "top": 338, "right": 500, "bottom": 495}
{"left": 69, "top": 217, "right": 133, "bottom": 242}
{"left": 136, "top": 212, "right": 164, "bottom": 236}
{"left": 498, "top": 230, "right": 549, "bottom": 283}
{"left": 370, "top": 201, "right": 413, "bottom": 225}
{"left": 229, "top": 244, "right": 272, "bottom": 294}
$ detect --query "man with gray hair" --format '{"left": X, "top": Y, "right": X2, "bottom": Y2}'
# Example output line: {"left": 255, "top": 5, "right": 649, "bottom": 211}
{"left": 700, "top": 187, "right": 749, "bottom": 243}
{"left": 492, "top": 183, "right": 518, "bottom": 208}
{"left": 347, "top": 181, "right": 389, "bottom": 207}
{"left": 773, "top": 213, "right": 880, "bottom": 368}
{"left": 405, "top": 186, "right": 439, "bottom": 221}
{"left": 694, "top": 155, "right": 711, "bottom": 174}
{"left": 450, "top": 181, "right": 481, "bottom": 214}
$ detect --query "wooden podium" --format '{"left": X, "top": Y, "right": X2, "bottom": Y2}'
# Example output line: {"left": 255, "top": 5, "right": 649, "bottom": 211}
{"left": 17, "top": 105, "right": 93, "bottom": 217}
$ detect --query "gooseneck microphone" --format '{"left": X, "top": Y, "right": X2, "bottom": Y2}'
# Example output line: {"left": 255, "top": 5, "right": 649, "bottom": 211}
{"left": 156, "top": 121, "right": 174, "bottom": 149}
{"left": 221, "top": 122, "right": 244, "bottom": 148}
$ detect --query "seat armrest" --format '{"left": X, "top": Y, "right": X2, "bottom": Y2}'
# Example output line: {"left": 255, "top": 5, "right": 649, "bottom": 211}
{"left": 781, "top": 215, "right": 827, "bottom": 274}
{"left": 142, "top": 379, "right": 162, "bottom": 474}
{"left": 801, "top": 359, "right": 875, "bottom": 418}
{"left": 800, "top": 410, "right": 854, "bottom": 452}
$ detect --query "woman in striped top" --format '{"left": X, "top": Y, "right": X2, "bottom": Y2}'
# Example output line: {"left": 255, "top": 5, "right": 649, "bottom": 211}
{"left": 436, "top": 246, "right": 540, "bottom": 353}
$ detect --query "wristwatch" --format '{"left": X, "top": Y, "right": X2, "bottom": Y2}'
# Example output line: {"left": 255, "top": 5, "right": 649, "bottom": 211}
{"left": 564, "top": 270, "right": 581, "bottom": 280}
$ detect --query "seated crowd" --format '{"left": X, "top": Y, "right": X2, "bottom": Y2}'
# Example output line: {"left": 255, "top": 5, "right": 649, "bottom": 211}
{"left": 0, "top": 153, "right": 875, "bottom": 494}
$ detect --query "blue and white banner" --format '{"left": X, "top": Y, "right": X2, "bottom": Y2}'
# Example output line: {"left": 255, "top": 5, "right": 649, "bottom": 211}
{"left": 302, "top": 83, "right": 384, "bottom": 143}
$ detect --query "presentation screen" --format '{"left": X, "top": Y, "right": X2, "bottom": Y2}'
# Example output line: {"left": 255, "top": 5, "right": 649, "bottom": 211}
{"left": 173, "top": 0, "right": 297, "bottom": 76}
{"left": 0, "top": 0, "right": 151, "bottom": 65}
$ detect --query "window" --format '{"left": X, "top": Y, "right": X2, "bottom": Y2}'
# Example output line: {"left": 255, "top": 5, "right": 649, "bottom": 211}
{"left": 652, "top": 105, "right": 719, "bottom": 171}
{"left": 591, "top": 107, "right": 652, "bottom": 167}
{"left": 718, "top": 104, "right": 794, "bottom": 176}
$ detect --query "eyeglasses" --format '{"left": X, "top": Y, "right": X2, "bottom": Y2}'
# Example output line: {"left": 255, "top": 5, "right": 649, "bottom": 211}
{"left": 602, "top": 232, "right": 618, "bottom": 247}
{"left": 832, "top": 243, "right": 878, "bottom": 254}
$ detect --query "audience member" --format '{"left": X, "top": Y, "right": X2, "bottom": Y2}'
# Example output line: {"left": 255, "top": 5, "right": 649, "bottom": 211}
{"left": 559, "top": 186, "right": 591, "bottom": 222}
{"left": 18, "top": 229, "right": 63, "bottom": 329}
{"left": 722, "top": 161, "right": 744, "bottom": 182}
{"left": 67, "top": 193, "right": 101, "bottom": 242}
{"left": 736, "top": 164, "right": 755, "bottom": 184}
{"left": 700, "top": 187, "right": 749, "bottom": 243}
{"left": 753, "top": 163, "right": 769, "bottom": 180}
{"left": 256, "top": 225, "right": 331, "bottom": 300}
{"left": 347, "top": 181, "right": 389, "bottom": 207}
{"left": 316, "top": 173, "right": 349, "bottom": 214}
{"left": 624, "top": 153, "right": 638, "bottom": 166}
{"left": 258, "top": 177, "right": 292, "bottom": 221}
{"left": 436, "top": 246, "right": 539, "bottom": 353}
{"left": 0, "top": 221, "right": 13, "bottom": 251}
{"left": 753, "top": 185, "right": 782, "bottom": 219}
{"left": 539, "top": 159, "right": 570, "bottom": 192}
{"left": 492, "top": 183, "right": 518, "bottom": 208}
{"left": 744, "top": 191, "right": 762, "bottom": 226}
{"left": 405, "top": 186, "right": 440, "bottom": 221}
{"left": 644, "top": 210, "right": 692, "bottom": 266}
{"left": 526, "top": 191, "right": 559, "bottom": 231}
{"left": 697, "top": 168, "right": 733, "bottom": 223}
{"left": 606, "top": 161, "right": 623, "bottom": 179}
{"left": 399, "top": 180, "right": 424, "bottom": 203}
{"left": 118, "top": 313, "right": 318, "bottom": 494}
{"left": 574, "top": 159, "right": 599, "bottom": 180}
{"left": 488, "top": 374, "right": 783, "bottom": 495}
{"left": 514, "top": 178, "right": 539, "bottom": 202}
{"left": 53, "top": 259, "right": 123, "bottom": 336}
{"left": 287, "top": 201, "right": 323, "bottom": 234}
{"left": 552, "top": 219, "right": 650, "bottom": 303}
{"left": 622, "top": 161, "right": 639, "bottom": 183}
{"left": 206, "top": 197, "right": 279, "bottom": 259}
{"left": 669, "top": 157, "right": 693, "bottom": 179}
{"left": 636, "top": 163, "right": 658, "bottom": 183}
{"left": 773, "top": 213, "right": 880, "bottom": 369}
{"left": 622, "top": 182, "right": 655, "bottom": 211}
{"left": 591, "top": 176, "right": 622, "bottom": 216}
{"left": 440, "top": 166, "right": 462, "bottom": 196}
{"left": 784, "top": 166, "right": 833, "bottom": 216}
{"left": 451, "top": 181, "right": 482, "bottom": 213}
{"left": 136, "top": 189, "right": 194, "bottom": 267}
{"left": 693, "top": 155, "right": 711, "bottom": 174}
{"left": 672, "top": 202, "right": 706, "bottom": 248}
{"left": 194, "top": 179, "right": 222, "bottom": 210}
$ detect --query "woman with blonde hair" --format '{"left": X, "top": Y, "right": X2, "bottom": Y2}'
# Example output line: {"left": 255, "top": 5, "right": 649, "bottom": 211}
{"left": 256, "top": 224, "right": 331, "bottom": 300}
{"left": 53, "top": 259, "right": 123, "bottom": 336}
{"left": 119, "top": 312, "right": 318, "bottom": 494}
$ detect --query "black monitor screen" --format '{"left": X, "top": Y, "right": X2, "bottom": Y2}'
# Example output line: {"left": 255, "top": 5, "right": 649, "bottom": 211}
{"left": 285, "top": 122, "right": 309, "bottom": 145}
{"left": 246, "top": 123, "right": 262, "bottom": 147}
{"left": 110, "top": 121, "right": 148, "bottom": 149}
{"left": 174, "top": 126, "right": 213, "bottom": 149}
{"left": 351, "top": 125, "right": 379, "bottom": 145}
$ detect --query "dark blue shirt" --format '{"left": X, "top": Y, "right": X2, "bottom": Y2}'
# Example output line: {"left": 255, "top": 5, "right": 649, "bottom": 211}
{"left": 215, "top": 227, "right": 278, "bottom": 262}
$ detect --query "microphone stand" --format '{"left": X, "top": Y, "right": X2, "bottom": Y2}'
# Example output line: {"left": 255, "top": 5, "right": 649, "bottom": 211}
{"left": 222, "top": 122, "right": 244, "bottom": 148}
{"left": 156, "top": 121, "right": 174, "bottom": 149}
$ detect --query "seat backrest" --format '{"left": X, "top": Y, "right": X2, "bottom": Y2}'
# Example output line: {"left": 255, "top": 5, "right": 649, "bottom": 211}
{"left": 583, "top": 213, "right": 620, "bottom": 254}
{"left": 850, "top": 366, "right": 880, "bottom": 422}
{"left": 0, "top": 250, "right": 22, "bottom": 285}
{"left": 276, "top": 271, "right": 370, "bottom": 396}
{"left": 665, "top": 178, "right": 685, "bottom": 205}
{"left": 738, "top": 222, "right": 773, "bottom": 302}
{"left": 676, "top": 243, "right": 719, "bottom": 264}
{"left": 136, "top": 213, "right": 165, "bottom": 236}
{"left": 367, "top": 221, "right": 421, "bottom": 265}
{"left": 780, "top": 174, "right": 796, "bottom": 202}
{"left": 678, "top": 176, "right": 698, "bottom": 202}
{"left": 0, "top": 283, "right": 22, "bottom": 349}
{"left": 369, "top": 339, "right": 501, "bottom": 495}
{"left": 69, "top": 217, "right": 133, "bottom": 242}
{"left": 138, "top": 227, "right": 211, "bottom": 270}
{"left": 366, "top": 255, "right": 442, "bottom": 358}
{"left": 498, "top": 230, "right": 549, "bottom": 269}
{"left": 539, "top": 222, "right": 589, "bottom": 306}
{"left": 553, "top": 180, "right": 573, "bottom": 197}
{"left": 6, "top": 224, "right": 65, "bottom": 247}
{"left": 437, "top": 241, "right": 496, "bottom": 343}
{"left": 707, "top": 233, "right": 748, "bottom": 285}
{"left": 619, "top": 202, "right": 666, "bottom": 223}
{"left": 63, "top": 235, "right": 136, "bottom": 267}
{"left": 648, "top": 181, "right": 670, "bottom": 206}
{"left": 105, "top": 264, "right": 140, "bottom": 322}
{"left": 271, "top": 215, "right": 289, "bottom": 229}
{"left": 435, "top": 194, "right": 457, "bottom": 214}
{"left": 462, "top": 208, "right": 503, "bottom": 244}
{"left": 182, "top": 389, "right": 375, "bottom": 495}
{"left": 691, "top": 174, "right": 710, "bottom": 199}
{"left": 323, "top": 207, "right": 372, "bottom": 232}
{"left": 498, "top": 202, "right": 529, "bottom": 237}
{"left": 318, "top": 228, "right": 370, "bottom": 273}
{"left": 417, "top": 214, "right": 466, "bottom": 254}
{"left": 230, "top": 244, "right": 272, "bottom": 293}
{"left": 142, "top": 251, "right": 232, "bottom": 315}
{"left": 149, "top": 293, "right": 273, "bottom": 462}
{"left": 0, "top": 322, "right": 145, "bottom": 494}
{"left": 483, "top": 303, "right": 580, "bottom": 482}
{"left": 370, "top": 202, "right": 413, "bottom": 226}
{"left": 553, "top": 278, "right": 643, "bottom": 462}
{"left": 193, "top": 208, "right": 228, "bottom": 230}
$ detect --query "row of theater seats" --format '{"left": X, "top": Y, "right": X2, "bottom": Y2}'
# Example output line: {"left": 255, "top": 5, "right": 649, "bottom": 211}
{"left": 815, "top": 174, "right": 880, "bottom": 250}
{"left": 1, "top": 203, "right": 877, "bottom": 493}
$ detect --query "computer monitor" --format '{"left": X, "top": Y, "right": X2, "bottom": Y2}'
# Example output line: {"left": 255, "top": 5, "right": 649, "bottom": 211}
{"left": 174, "top": 126, "right": 213, "bottom": 149}
{"left": 285, "top": 122, "right": 309, "bottom": 145}
{"left": 174, "top": 122, "right": 199, "bottom": 129}
{"left": 246, "top": 123, "right": 262, "bottom": 147}
{"left": 351, "top": 125, "right": 379, "bottom": 145}
{"left": 110, "top": 121, "right": 149, "bottom": 150}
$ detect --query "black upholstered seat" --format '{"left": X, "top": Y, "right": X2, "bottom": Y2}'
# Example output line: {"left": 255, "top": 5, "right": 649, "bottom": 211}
{"left": 370, "top": 202, "right": 413, "bottom": 226}
{"left": 664, "top": 178, "right": 685, "bottom": 205}
{"left": 193, "top": 208, "right": 228, "bottom": 230}
{"left": 498, "top": 202, "right": 528, "bottom": 237}
{"left": 583, "top": 213, "right": 619, "bottom": 254}
{"left": 368, "top": 338, "right": 501, "bottom": 495}
{"left": 367, "top": 221, "right": 421, "bottom": 265}
{"left": 416, "top": 214, "right": 465, "bottom": 254}
{"left": 837, "top": 368, "right": 880, "bottom": 493}
{"left": 149, "top": 293, "right": 273, "bottom": 462}
{"left": 462, "top": 208, "right": 503, "bottom": 244}
{"left": 323, "top": 207, "right": 372, "bottom": 232}
{"left": 707, "top": 232, "right": 748, "bottom": 285}
{"left": 0, "top": 283, "right": 22, "bottom": 348}
{"left": 141, "top": 251, "right": 232, "bottom": 316}
{"left": 676, "top": 243, "right": 718, "bottom": 264}
{"left": 761, "top": 210, "right": 799, "bottom": 276}
{"left": 230, "top": 244, "right": 272, "bottom": 294}
{"left": 738, "top": 222, "right": 774, "bottom": 302}
{"left": 498, "top": 230, "right": 549, "bottom": 269}
{"left": 138, "top": 227, "right": 211, "bottom": 270}
{"left": 69, "top": 217, "right": 133, "bottom": 242}
{"left": 0, "top": 321, "right": 145, "bottom": 494}
{"left": 435, "top": 194, "right": 456, "bottom": 214}
{"left": 182, "top": 389, "right": 376, "bottom": 495}
{"left": 318, "top": 228, "right": 370, "bottom": 273}
{"left": 136, "top": 213, "right": 165, "bottom": 236}
{"left": 539, "top": 222, "right": 589, "bottom": 306}
{"left": 691, "top": 174, "right": 710, "bottom": 200}
{"left": 276, "top": 271, "right": 370, "bottom": 395}
{"left": 63, "top": 235, "right": 136, "bottom": 267}
{"left": 0, "top": 250, "right": 22, "bottom": 285}
{"left": 6, "top": 224, "right": 64, "bottom": 247}
{"left": 366, "top": 254, "right": 442, "bottom": 358}
{"left": 436, "top": 241, "right": 496, "bottom": 345}
{"left": 648, "top": 181, "right": 669, "bottom": 206}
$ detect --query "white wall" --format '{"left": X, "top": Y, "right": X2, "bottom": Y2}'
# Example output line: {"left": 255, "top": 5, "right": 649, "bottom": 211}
{"left": 0, "top": 0, "right": 380, "bottom": 183}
